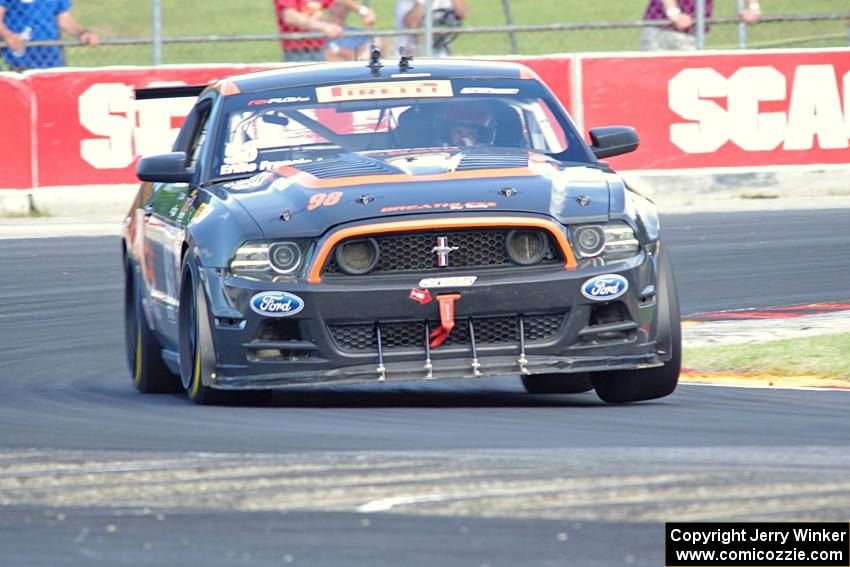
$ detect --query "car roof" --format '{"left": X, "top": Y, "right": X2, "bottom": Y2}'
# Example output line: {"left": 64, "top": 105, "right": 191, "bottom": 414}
{"left": 223, "top": 58, "right": 536, "bottom": 94}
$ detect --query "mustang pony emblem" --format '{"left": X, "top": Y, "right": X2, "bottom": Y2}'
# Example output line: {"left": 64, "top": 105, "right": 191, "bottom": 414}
{"left": 432, "top": 236, "right": 459, "bottom": 267}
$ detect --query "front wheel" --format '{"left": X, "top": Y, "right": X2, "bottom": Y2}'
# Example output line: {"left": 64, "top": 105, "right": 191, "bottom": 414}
{"left": 590, "top": 249, "right": 681, "bottom": 404}
{"left": 178, "top": 253, "right": 271, "bottom": 406}
{"left": 521, "top": 373, "right": 593, "bottom": 394}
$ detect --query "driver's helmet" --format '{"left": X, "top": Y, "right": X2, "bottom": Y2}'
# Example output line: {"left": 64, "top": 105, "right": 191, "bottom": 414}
{"left": 438, "top": 103, "right": 496, "bottom": 147}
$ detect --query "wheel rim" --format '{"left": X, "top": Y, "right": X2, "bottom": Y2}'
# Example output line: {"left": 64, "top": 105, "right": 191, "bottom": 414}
{"left": 124, "top": 267, "right": 142, "bottom": 385}
{"left": 133, "top": 320, "right": 142, "bottom": 385}
{"left": 188, "top": 286, "right": 201, "bottom": 397}
{"left": 179, "top": 269, "right": 198, "bottom": 392}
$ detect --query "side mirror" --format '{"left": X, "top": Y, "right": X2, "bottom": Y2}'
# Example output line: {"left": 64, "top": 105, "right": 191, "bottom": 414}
{"left": 136, "top": 152, "right": 193, "bottom": 183}
{"left": 589, "top": 126, "right": 639, "bottom": 159}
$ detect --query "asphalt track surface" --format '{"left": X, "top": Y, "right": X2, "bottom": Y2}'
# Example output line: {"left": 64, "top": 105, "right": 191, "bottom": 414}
{"left": 1, "top": 208, "right": 849, "bottom": 566}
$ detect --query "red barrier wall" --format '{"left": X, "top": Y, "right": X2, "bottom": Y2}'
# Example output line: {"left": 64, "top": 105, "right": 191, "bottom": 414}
{"left": 582, "top": 50, "right": 850, "bottom": 170}
{"left": 29, "top": 65, "right": 276, "bottom": 187}
{"left": 502, "top": 56, "right": 572, "bottom": 113}
{"left": 1, "top": 49, "right": 847, "bottom": 188}
{"left": 0, "top": 75, "right": 34, "bottom": 188}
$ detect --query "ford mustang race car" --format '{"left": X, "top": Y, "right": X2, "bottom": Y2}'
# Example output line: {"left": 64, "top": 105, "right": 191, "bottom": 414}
{"left": 123, "top": 53, "right": 680, "bottom": 405}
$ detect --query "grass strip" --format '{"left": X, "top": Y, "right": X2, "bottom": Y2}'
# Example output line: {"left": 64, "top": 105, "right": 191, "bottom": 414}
{"left": 683, "top": 333, "right": 850, "bottom": 381}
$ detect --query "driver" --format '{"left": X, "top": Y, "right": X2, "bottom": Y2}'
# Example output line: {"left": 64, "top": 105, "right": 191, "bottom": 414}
{"left": 448, "top": 121, "right": 486, "bottom": 147}
{"left": 439, "top": 103, "right": 495, "bottom": 148}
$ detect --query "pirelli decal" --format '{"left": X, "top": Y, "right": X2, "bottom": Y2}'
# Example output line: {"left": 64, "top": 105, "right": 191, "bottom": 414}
{"left": 316, "top": 80, "right": 453, "bottom": 103}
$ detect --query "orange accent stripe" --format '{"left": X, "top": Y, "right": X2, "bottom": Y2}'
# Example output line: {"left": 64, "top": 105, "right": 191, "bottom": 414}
{"left": 216, "top": 79, "right": 241, "bottom": 96}
{"left": 307, "top": 216, "right": 577, "bottom": 283}
{"left": 518, "top": 65, "right": 542, "bottom": 81}
{"left": 273, "top": 167, "right": 536, "bottom": 190}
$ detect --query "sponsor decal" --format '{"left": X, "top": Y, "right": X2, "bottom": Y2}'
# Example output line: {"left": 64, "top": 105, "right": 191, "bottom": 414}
{"left": 380, "top": 201, "right": 498, "bottom": 213}
{"left": 581, "top": 274, "right": 629, "bottom": 301}
{"left": 418, "top": 276, "right": 477, "bottom": 288}
{"left": 223, "top": 141, "right": 258, "bottom": 164}
{"left": 259, "top": 158, "right": 311, "bottom": 172}
{"left": 307, "top": 191, "right": 343, "bottom": 211}
{"left": 190, "top": 202, "right": 213, "bottom": 224}
{"left": 175, "top": 194, "right": 196, "bottom": 221}
{"left": 316, "top": 80, "right": 453, "bottom": 103}
{"left": 408, "top": 288, "right": 432, "bottom": 305}
{"left": 250, "top": 291, "right": 305, "bottom": 317}
{"left": 247, "top": 96, "right": 310, "bottom": 106}
{"left": 220, "top": 141, "right": 260, "bottom": 175}
{"left": 460, "top": 87, "right": 520, "bottom": 95}
{"left": 219, "top": 162, "right": 258, "bottom": 175}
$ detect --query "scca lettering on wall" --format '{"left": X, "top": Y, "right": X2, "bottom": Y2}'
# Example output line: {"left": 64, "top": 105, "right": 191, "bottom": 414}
{"left": 669, "top": 64, "right": 850, "bottom": 153}
{"left": 79, "top": 82, "right": 195, "bottom": 169}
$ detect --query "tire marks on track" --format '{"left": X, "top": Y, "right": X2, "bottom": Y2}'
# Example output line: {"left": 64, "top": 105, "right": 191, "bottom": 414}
{"left": 2, "top": 448, "right": 850, "bottom": 522}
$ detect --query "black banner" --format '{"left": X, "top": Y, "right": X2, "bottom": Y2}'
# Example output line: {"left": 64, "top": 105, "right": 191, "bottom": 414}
{"left": 666, "top": 522, "right": 850, "bottom": 567}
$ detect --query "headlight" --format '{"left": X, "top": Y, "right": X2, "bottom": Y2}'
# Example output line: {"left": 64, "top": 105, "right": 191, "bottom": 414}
{"left": 269, "top": 242, "right": 301, "bottom": 274}
{"left": 573, "top": 226, "right": 605, "bottom": 257}
{"left": 230, "top": 240, "right": 308, "bottom": 281}
{"left": 572, "top": 221, "right": 639, "bottom": 264}
{"left": 505, "top": 230, "right": 548, "bottom": 265}
{"left": 335, "top": 238, "right": 379, "bottom": 275}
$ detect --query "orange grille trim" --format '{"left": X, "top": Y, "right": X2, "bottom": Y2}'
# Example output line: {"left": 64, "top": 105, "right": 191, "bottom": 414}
{"left": 307, "top": 216, "right": 576, "bottom": 283}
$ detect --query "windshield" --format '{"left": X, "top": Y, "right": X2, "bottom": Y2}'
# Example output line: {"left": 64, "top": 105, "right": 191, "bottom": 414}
{"left": 213, "top": 78, "right": 591, "bottom": 178}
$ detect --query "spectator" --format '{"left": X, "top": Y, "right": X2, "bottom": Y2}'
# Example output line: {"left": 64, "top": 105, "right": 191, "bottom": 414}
{"left": 273, "top": 0, "right": 377, "bottom": 63}
{"left": 325, "top": 1, "right": 379, "bottom": 61}
{"left": 396, "top": 0, "right": 469, "bottom": 57}
{"left": 0, "top": 0, "right": 98, "bottom": 71}
{"left": 640, "top": 0, "right": 762, "bottom": 51}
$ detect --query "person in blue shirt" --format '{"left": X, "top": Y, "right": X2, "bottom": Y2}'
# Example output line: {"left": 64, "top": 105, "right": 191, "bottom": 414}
{"left": 0, "top": 0, "right": 98, "bottom": 71}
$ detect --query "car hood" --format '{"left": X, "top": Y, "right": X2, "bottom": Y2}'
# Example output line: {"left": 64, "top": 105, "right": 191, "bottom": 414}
{"left": 224, "top": 148, "right": 612, "bottom": 238}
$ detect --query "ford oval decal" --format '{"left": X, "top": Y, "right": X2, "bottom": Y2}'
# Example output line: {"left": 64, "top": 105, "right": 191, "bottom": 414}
{"left": 250, "top": 291, "right": 305, "bottom": 317}
{"left": 581, "top": 274, "right": 629, "bottom": 301}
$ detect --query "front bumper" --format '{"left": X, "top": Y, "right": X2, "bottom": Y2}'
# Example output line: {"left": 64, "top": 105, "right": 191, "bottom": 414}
{"left": 201, "top": 250, "right": 664, "bottom": 389}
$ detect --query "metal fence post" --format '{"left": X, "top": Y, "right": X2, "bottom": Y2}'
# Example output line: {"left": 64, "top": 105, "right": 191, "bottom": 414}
{"left": 695, "top": 0, "right": 706, "bottom": 49}
{"left": 152, "top": 0, "right": 162, "bottom": 65}
{"left": 423, "top": 0, "right": 434, "bottom": 57}
{"left": 736, "top": 0, "right": 747, "bottom": 48}
{"left": 500, "top": 0, "right": 518, "bottom": 55}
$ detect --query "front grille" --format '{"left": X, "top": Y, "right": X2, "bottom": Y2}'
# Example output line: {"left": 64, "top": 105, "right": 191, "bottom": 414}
{"left": 329, "top": 313, "right": 566, "bottom": 353}
{"left": 324, "top": 229, "right": 561, "bottom": 275}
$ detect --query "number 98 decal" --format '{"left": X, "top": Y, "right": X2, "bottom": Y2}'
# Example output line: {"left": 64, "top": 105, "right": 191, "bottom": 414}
{"left": 307, "top": 192, "right": 343, "bottom": 211}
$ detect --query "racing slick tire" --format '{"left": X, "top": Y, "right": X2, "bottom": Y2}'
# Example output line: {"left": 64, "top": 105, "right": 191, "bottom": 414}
{"left": 179, "top": 253, "right": 271, "bottom": 406}
{"left": 590, "top": 249, "right": 680, "bottom": 404}
{"left": 125, "top": 259, "right": 181, "bottom": 393}
{"left": 521, "top": 373, "right": 593, "bottom": 394}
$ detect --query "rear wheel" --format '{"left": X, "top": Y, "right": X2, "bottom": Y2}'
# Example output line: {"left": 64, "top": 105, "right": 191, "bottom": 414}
{"left": 521, "top": 373, "right": 593, "bottom": 394}
{"left": 590, "top": 250, "right": 681, "bottom": 404}
{"left": 179, "top": 254, "right": 271, "bottom": 406}
{"left": 124, "top": 259, "right": 180, "bottom": 393}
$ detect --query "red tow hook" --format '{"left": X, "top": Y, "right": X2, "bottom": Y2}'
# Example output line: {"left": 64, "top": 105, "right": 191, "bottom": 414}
{"left": 429, "top": 293, "right": 461, "bottom": 348}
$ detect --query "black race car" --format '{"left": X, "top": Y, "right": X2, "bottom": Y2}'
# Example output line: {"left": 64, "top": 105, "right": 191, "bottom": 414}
{"left": 123, "top": 54, "right": 680, "bottom": 404}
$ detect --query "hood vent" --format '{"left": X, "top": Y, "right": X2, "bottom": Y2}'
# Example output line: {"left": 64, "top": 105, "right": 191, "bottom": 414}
{"left": 296, "top": 157, "right": 398, "bottom": 179}
{"left": 456, "top": 148, "right": 529, "bottom": 171}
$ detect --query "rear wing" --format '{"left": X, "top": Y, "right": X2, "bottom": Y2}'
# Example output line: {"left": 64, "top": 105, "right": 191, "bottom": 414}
{"left": 134, "top": 84, "right": 208, "bottom": 100}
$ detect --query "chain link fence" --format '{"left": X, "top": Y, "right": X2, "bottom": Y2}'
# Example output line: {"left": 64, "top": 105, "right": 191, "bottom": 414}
{"left": 1, "top": 0, "right": 847, "bottom": 70}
